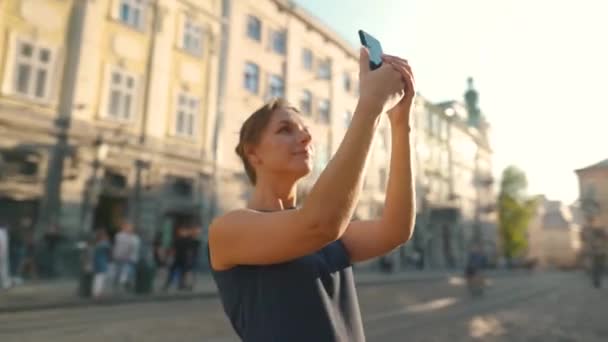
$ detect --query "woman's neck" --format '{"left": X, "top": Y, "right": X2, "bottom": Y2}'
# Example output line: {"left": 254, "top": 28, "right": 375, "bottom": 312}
{"left": 248, "top": 178, "right": 298, "bottom": 211}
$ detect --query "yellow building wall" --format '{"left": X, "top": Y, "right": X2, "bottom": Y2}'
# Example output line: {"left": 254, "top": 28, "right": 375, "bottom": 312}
{"left": 0, "top": 0, "right": 74, "bottom": 116}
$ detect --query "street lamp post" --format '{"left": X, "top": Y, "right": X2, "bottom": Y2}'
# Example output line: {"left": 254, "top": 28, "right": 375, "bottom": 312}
{"left": 37, "top": 1, "right": 86, "bottom": 238}
{"left": 130, "top": 158, "right": 151, "bottom": 236}
{"left": 80, "top": 138, "right": 109, "bottom": 236}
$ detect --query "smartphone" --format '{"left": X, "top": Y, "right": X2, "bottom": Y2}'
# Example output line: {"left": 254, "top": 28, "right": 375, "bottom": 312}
{"left": 358, "top": 30, "right": 383, "bottom": 70}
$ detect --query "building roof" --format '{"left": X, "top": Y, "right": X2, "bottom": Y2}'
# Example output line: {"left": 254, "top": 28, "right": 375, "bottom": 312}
{"left": 575, "top": 158, "right": 608, "bottom": 173}
{"left": 274, "top": 0, "right": 359, "bottom": 59}
{"left": 540, "top": 197, "right": 579, "bottom": 230}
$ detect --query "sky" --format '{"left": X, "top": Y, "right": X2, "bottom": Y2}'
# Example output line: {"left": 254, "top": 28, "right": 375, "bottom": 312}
{"left": 294, "top": 0, "right": 608, "bottom": 205}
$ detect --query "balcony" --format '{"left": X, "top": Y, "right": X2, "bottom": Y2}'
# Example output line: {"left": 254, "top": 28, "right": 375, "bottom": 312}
{"left": 475, "top": 174, "right": 494, "bottom": 188}
{"left": 482, "top": 203, "right": 497, "bottom": 213}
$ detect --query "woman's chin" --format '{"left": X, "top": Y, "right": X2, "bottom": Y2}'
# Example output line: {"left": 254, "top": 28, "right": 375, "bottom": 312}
{"left": 292, "top": 165, "right": 312, "bottom": 179}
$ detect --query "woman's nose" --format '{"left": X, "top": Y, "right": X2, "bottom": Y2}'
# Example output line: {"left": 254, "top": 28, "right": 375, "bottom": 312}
{"left": 299, "top": 129, "right": 312, "bottom": 144}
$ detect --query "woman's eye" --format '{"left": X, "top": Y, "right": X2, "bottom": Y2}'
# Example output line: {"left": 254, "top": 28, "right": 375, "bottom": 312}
{"left": 278, "top": 126, "right": 290, "bottom": 133}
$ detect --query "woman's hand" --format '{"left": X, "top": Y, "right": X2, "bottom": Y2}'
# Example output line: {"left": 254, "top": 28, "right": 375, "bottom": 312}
{"left": 357, "top": 48, "right": 405, "bottom": 115}
{"left": 383, "top": 55, "right": 416, "bottom": 127}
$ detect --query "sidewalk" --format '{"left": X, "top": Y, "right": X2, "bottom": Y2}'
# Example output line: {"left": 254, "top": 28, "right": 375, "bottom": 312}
{"left": 0, "top": 268, "right": 526, "bottom": 314}
{"left": 0, "top": 271, "right": 223, "bottom": 314}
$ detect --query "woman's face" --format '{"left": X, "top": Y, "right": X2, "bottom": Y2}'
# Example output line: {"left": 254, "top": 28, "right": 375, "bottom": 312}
{"left": 249, "top": 107, "right": 313, "bottom": 182}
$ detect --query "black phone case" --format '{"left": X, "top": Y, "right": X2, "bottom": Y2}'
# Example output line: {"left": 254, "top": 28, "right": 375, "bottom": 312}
{"left": 358, "top": 30, "right": 382, "bottom": 70}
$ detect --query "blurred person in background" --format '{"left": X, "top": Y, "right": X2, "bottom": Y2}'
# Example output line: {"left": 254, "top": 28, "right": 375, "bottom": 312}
{"left": 465, "top": 243, "right": 486, "bottom": 297}
{"left": 152, "top": 229, "right": 168, "bottom": 292}
{"left": 183, "top": 224, "right": 202, "bottom": 290}
{"left": 0, "top": 219, "right": 10, "bottom": 289}
{"left": 164, "top": 225, "right": 190, "bottom": 291}
{"left": 92, "top": 229, "right": 111, "bottom": 298}
{"left": 43, "top": 222, "right": 63, "bottom": 278}
{"left": 112, "top": 221, "right": 139, "bottom": 292}
{"left": 9, "top": 218, "right": 29, "bottom": 286}
{"left": 208, "top": 48, "right": 416, "bottom": 341}
{"left": 589, "top": 229, "right": 607, "bottom": 288}
{"left": 19, "top": 228, "right": 37, "bottom": 281}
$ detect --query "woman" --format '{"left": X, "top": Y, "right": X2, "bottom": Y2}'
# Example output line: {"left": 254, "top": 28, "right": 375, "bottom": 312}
{"left": 208, "top": 47, "right": 416, "bottom": 341}
{"left": 92, "top": 229, "right": 111, "bottom": 298}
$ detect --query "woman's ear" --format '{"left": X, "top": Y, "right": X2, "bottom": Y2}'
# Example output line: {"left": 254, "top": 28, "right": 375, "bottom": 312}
{"left": 245, "top": 145, "right": 261, "bottom": 166}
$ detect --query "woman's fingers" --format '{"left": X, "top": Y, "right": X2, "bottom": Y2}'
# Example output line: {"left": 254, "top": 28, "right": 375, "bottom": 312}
{"left": 383, "top": 55, "right": 414, "bottom": 82}
{"left": 388, "top": 62, "right": 414, "bottom": 88}
{"left": 382, "top": 54, "right": 406, "bottom": 62}
{"left": 382, "top": 54, "right": 412, "bottom": 68}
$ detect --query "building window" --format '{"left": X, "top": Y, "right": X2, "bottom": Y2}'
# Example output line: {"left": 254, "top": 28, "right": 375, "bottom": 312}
{"left": 168, "top": 176, "right": 194, "bottom": 198}
{"left": 302, "top": 48, "right": 313, "bottom": 71}
{"left": 13, "top": 40, "right": 55, "bottom": 101}
{"left": 268, "top": 74, "right": 284, "bottom": 98}
{"left": 246, "top": 15, "right": 261, "bottom": 41}
{"left": 427, "top": 111, "right": 434, "bottom": 135}
{"left": 0, "top": 153, "right": 39, "bottom": 177}
{"left": 271, "top": 30, "right": 286, "bottom": 55}
{"left": 440, "top": 150, "right": 449, "bottom": 175}
{"left": 243, "top": 62, "right": 259, "bottom": 94}
{"left": 318, "top": 99, "right": 330, "bottom": 124}
{"left": 182, "top": 17, "right": 204, "bottom": 56}
{"left": 315, "top": 143, "right": 329, "bottom": 174}
{"left": 343, "top": 72, "right": 351, "bottom": 92}
{"left": 317, "top": 59, "right": 331, "bottom": 80}
{"left": 434, "top": 115, "right": 442, "bottom": 138}
{"left": 106, "top": 67, "right": 137, "bottom": 121}
{"left": 104, "top": 171, "right": 128, "bottom": 189}
{"left": 119, "top": 0, "right": 146, "bottom": 30}
{"left": 175, "top": 92, "right": 199, "bottom": 137}
{"left": 300, "top": 90, "right": 312, "bottom": 115}
{"left": 442, "top": 120, "right": 449, "bottom": 141}
{"left": 344, "top": 110, "right": 352, "bottom": 128}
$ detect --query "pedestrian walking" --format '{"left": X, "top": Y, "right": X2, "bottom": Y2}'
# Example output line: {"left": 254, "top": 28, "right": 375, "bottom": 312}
{"left": 164, "top": 226, "right": 190, "bottom": 291}
{"left": 19, "top": 228, "right": 37, "bottom": 281}
{"left": 0, "top": 220, "right": 11, "bottom": 289}
{"left": 183, "top": 224, "right": 202, "bottom": 290}
{"left": 152, "top": 229, "right": 168, "bottom": 292}
{"left": 208, "top": 48, "right": 416, "bottom": 341}
{"left": 9, "top": 219, "right": 27, "bottom": 286}
{"left": 465, "top": 244, "right": 486, "bottom": 297}
{"left": 44, "top": 223, "right": 63, "bottom": 278}
{"left": 112, "top": 222, "right": 139, "bottom": 292}
{"left": 92, "top": 229, "right": 111, "bottom": 298}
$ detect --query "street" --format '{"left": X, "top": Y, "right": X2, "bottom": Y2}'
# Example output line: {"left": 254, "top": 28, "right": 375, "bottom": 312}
{"left": 0, "top": 271, "right": 606, "bottom": 341}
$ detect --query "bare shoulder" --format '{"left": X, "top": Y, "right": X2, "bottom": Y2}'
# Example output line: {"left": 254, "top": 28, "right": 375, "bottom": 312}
{"left": 207, "top": 207, "right": 328, "bottom": 270}
{"left": 210, "top": 208, "right": 258, "bottom": 229}
{"left": 209, "top": 209, "right": 248, "bottom": 239}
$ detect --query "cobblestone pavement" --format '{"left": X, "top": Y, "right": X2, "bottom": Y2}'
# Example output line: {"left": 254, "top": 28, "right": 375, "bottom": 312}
{"left": 0, "top": 271, "right": 605, "bottom": 341}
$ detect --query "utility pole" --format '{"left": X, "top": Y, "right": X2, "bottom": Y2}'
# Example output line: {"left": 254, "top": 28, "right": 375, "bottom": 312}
{"left": 37, "top": 1, "right": 86, "bottom": 237}
{"left": 130, "top": 0, "right": 159, "bottom": 236}
{"left": 207, "top": 0, "right": 232, "bottom": 230}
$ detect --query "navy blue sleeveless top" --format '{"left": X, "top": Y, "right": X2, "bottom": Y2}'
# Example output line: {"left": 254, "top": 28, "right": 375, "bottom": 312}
{"left": 209, "top": 240, "right": 365, "bottom": 342}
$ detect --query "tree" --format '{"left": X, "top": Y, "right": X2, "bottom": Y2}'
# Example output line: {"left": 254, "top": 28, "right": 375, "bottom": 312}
{"left": 498, "top": 166, "right": 538, "bottom": 264}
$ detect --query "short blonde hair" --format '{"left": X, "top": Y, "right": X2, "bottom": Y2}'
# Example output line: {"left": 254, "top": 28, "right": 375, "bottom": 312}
{"left": 235, "top": 98, "right": 298, "bottom": 185}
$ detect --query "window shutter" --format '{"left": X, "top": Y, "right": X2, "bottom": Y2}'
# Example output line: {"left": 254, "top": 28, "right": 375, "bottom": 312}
{"left": 177, "top": 13, "right": 186, "bottom": 50}
{"left": 99, "top": 64, "right": 113, "bottom": 119}
{"left": 172, "top": 90, "right": 179, "bottom": 136}
{"left": 199, "top": 25, "right": 207, "bottom": 57}
{"left": 133, "top": 72, "right": 144, "bottom": 122}
{"left": 264, "top": 72, "right": 271, "bottom": 101}
{"left": 140, "top": 0, "right": 148, "bottom": 32}
{"left": 47, "top": 44, "right": 62, "bottom": 105}
{"left": 1, "top": 32, "right": 19, "bottom": 96}
{"left": 266, "top": 27, "right": 273, "bottom": 51}
{"left": 111, "top": 0, "right": 121, "bottom": 21}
